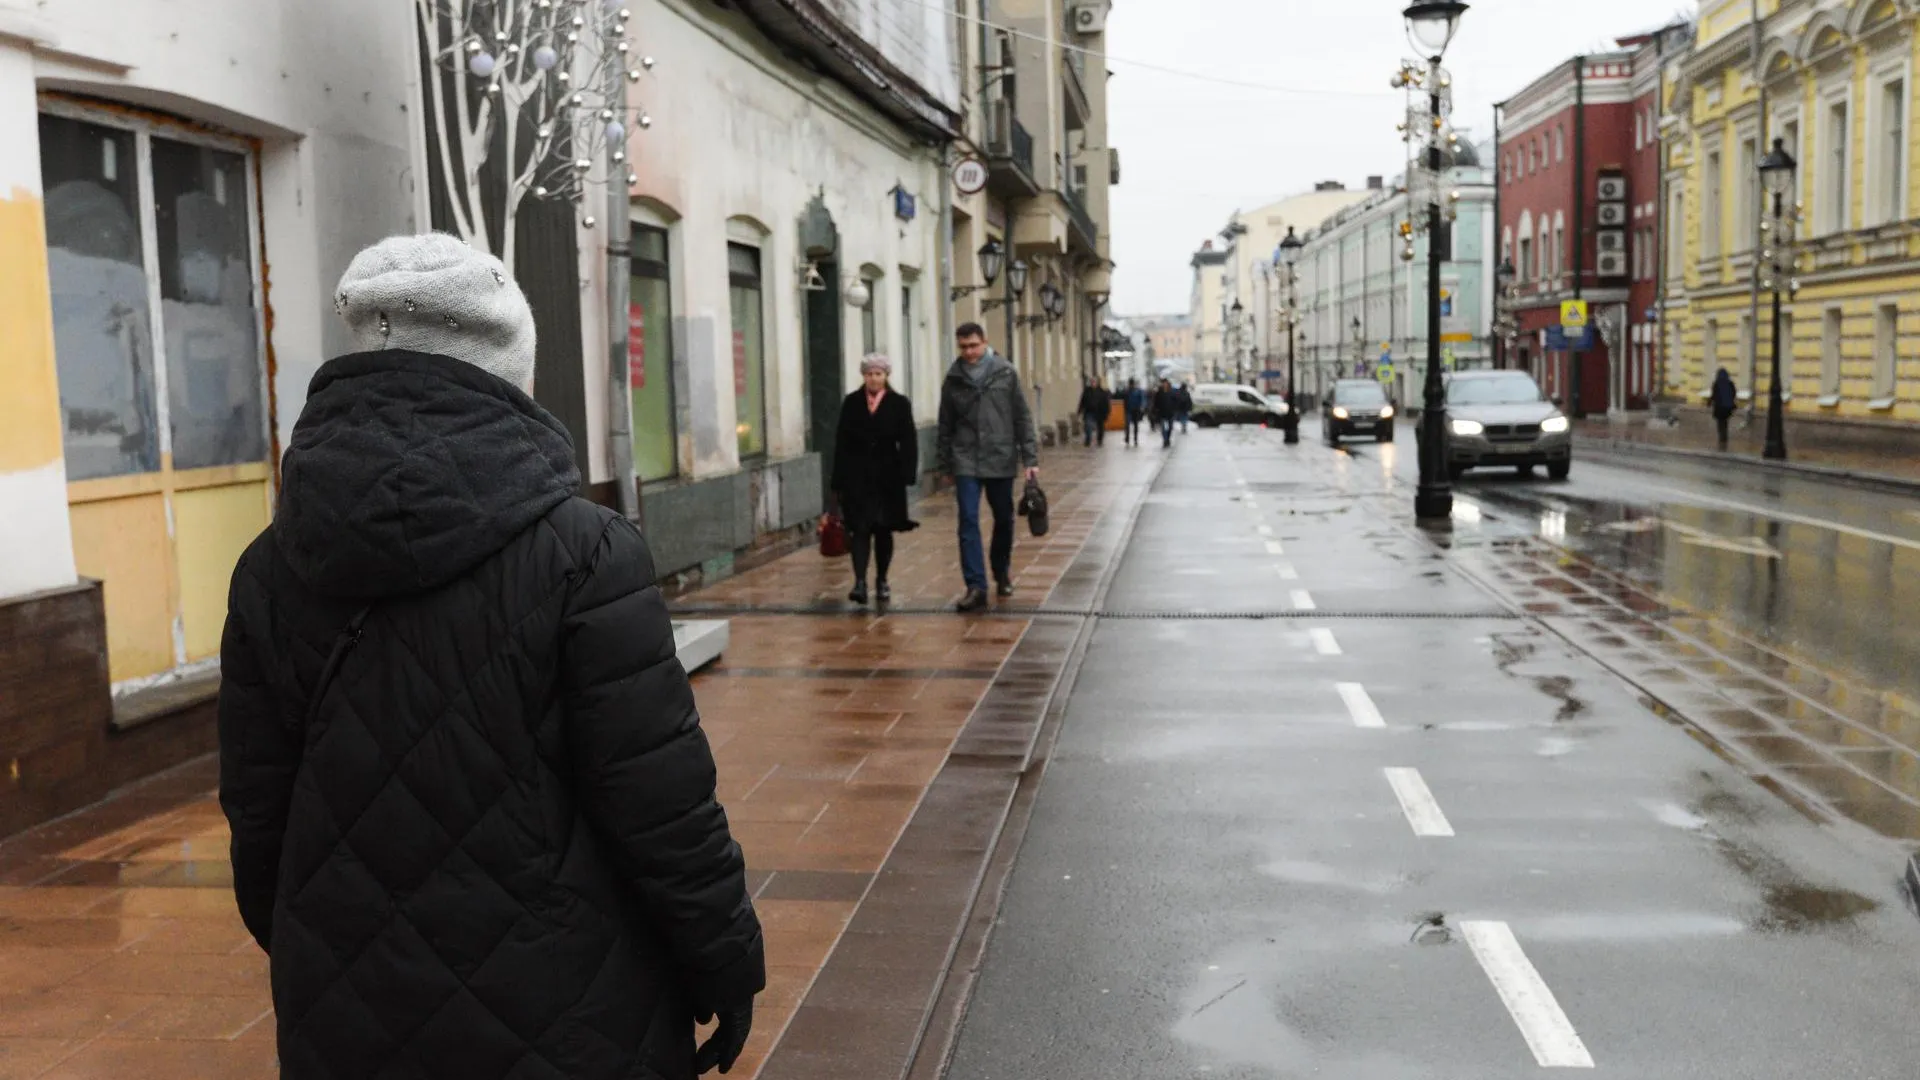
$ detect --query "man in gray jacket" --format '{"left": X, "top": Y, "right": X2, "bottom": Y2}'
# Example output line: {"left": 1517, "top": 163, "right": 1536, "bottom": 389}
{"left": 937, "top": 322, "right": 1039, "bottom": 612}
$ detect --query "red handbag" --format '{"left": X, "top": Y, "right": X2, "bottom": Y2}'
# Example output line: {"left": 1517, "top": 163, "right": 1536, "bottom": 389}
{"left": 818, "top": 512, "right": 849, "bottom": 558}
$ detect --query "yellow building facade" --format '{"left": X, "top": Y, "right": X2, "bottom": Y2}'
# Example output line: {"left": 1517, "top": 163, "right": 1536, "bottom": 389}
{"left": 1666, "top": 0, "right": 1920, "bottom": 422}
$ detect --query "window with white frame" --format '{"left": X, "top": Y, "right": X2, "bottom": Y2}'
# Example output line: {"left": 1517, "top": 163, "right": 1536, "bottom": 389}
{"left": 1554, "top": 126, "right": 1565, "bottom": 163}
{"left": 1703, "top": 319, "right": 1719, "bottom": 395}
{"left": 1820, "top": 306, "right": 1843, "bottom": 397}
{"left": 1667, "top": 180, "right": 1686, "bottom": 277}
{"left": 39, "top": 106, "right": 266, "bottom": 481}
{"left": 1733, "top": 135, "right": 1756, "bottom": 253}
{"left": 1738, "top": 312, "right": 1755, "bottom": 391}
{"left": 1873, "top": 72, "right": 1906, "bottom": 225}
{"left": 1518, "top": 235, "right": 1533, "bottom": 281}
{"left": 1701, "top": 146, "right": 1722, "bottom": 258}
{"left": 1823, "top": 95, "right": 1851, "bottom": 234}
{"left": 1635, "top": 112, "right": 1645, "bottom": 150}
{"left": 1873, "top": 303, "right": 1898, "bottom": 401}
{"left": 1552, "top": 218, "right": 1565, "bottom": 279}
{"left": 1778, "top": 312, "right": 1794, "bottom": 398}
{"left": 1539, "top": 221, "right": 1550, "bottom": 278}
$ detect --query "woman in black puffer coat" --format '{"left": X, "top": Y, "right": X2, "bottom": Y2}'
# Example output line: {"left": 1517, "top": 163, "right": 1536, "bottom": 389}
{"left": 219, "top": 234, "right": 763, "bottom": 1080}
{"left": 830, "top": 353, "right": 920, "bottom": 606}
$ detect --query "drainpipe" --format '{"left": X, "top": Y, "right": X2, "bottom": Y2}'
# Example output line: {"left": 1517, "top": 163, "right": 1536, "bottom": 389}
{"left": 1747, "top": 0, "right": 1765, "bottom": 417}
{"left": 1493, "top": 102, "right": 1503, "bottom": 370}
{"left": 1572, "top": 54, "right": 1586, "bottom": 417}
{"left": 605, "top": 33, "right": 638, "bottom": 521}
{"left": 936, "top": 139, "right": 956, "bottom": 405}
{"left": 1654, "top": 29, "right": 1670, "bottom": 401}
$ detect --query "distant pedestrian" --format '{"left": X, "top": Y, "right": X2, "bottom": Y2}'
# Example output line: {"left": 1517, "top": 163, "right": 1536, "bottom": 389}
{"left": 833, "top": 354, "right": 920, "bottom": 607}
{"left": 938, "top": 322, "right": 1039, "bottom": 612}
{"left": 1123, "top": 378, "right": 1147, "bottom": 446}
{"left": 1176, "top": 381, "right": 1194, "bottom": 433}
{"left": 219, "top": 233, "right": 763, "bottom": 1080}
{"left": 1151, "top": 378, "right": 1178, "bottom": 449}
{"left": 1711, "top": 367, "right": 1738, "bottom": 450}
{"left": 1079, "top": 375, "right": 1111, "bottom": 447}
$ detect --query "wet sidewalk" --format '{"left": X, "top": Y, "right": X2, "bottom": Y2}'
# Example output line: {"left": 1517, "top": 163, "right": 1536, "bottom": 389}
{"left": 0, "top": 444, "right": 1157, "bottom": 1079}
{"left": 1579, "top": 411, "right": 1920, "bottom": 489}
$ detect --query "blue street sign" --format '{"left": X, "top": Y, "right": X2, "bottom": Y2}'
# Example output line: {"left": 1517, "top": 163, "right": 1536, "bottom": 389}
{"left": 1546, "top": 325, "right": 1594, "bottom": 352}
{"left": 1260, "top": 369, "right": 1283, "bottom": 378}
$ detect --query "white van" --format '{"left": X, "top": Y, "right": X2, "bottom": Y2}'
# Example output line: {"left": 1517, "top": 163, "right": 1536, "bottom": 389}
{"left": 1187, "top": 384, "right": 1288, "bottom": 427}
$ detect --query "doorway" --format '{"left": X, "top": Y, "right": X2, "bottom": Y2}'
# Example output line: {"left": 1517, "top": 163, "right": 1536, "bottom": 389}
{"left": 804, "top": 258, "right": 843, "bottom": 506}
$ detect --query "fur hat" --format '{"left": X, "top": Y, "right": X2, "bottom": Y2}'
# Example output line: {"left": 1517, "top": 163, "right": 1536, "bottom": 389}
{"left": 334, "top": 233, "right": 536, "bottom": 389}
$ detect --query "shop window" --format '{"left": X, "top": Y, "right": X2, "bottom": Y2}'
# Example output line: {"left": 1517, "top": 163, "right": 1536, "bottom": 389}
{"left": 39, "top": 115, "right": 157, "bottom": 480}
{"left": 1820, "top": 307, "right": 1842, "bottom": 397}
{"left": 629, "top": 225, "right": 676, "bottom": 481}
{"left": 38, "top": 102, "right": 270, "bottom": 684}
{"left": 728, "top": 242, "right": 767, "bottom": 459}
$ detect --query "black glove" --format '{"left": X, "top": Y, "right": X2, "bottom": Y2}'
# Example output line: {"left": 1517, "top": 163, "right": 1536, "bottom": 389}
{"left": 694, "top": 1002, "right": 754, "bottom": 1075}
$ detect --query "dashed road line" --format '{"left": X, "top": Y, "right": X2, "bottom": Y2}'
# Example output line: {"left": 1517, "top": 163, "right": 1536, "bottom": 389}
{"left": 1460, "top": 921, "right": 1595, "bottom": 1068}
{"left": 1309, "top": 628, "right": 1341, "bottom": 655}
{"left": 1264, "top": 539, "right": 1286, "bottom": 555}
{"left": 1384, "top": 767, "right": 1453, "bottom": 837}
{"left": 1337, "top": 683, "right": 1385, "bottom": 728}
{"left": 1256, "top": 524, "right": 1274, "bottom": 537}
{"left": 1290, "top": 589, "right": 1316, "bottom": 611}
{"left": 1275, "top": 562, "right": 1300, "bottom": 581}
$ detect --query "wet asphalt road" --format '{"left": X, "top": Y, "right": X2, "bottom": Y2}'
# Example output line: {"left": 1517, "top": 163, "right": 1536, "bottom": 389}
{"left": 944, "top": 423, "right": 1920, "bottom": 1078}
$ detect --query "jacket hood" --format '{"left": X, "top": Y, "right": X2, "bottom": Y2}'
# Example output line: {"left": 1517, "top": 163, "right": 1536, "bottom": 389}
{"left": 274, "top": 350, "right": 580, "bottom": 599}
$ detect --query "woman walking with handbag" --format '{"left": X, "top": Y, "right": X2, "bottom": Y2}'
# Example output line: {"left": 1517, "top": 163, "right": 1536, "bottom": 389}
{"left": 833, "top": 354, "right": 920, "bottom": 605}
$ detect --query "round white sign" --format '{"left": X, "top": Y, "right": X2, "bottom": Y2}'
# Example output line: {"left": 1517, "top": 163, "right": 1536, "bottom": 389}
{"left": 952, "top": 157, "right": 989, "bottom": 196}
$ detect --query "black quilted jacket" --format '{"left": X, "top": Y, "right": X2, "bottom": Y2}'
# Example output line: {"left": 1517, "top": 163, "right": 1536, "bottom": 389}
{"left": 218, "top": 350, "right": 764, "bottom": 1079}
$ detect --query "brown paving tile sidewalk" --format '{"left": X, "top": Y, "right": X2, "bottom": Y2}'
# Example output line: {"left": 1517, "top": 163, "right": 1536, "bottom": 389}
{"left": 0, "top": 444, "right": 1151, "bottom": 1079}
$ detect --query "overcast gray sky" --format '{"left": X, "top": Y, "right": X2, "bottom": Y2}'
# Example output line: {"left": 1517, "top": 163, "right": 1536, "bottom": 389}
{"left": 1105, "top": 0, "right": 1697, "bottom": 316}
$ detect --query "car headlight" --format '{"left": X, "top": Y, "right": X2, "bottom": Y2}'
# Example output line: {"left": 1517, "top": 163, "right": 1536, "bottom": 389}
{"left": 1541, "top": 415, "right": 1570, "bottom": 433}
{"left": 1380, "top": 405, "right": 1395, "bottom": 419}
{"left": 1451, "top": 419, "right": 1485, "bottom": 436}
{"left": 1332, "top": 406, "right": 1350, "bottom": 420}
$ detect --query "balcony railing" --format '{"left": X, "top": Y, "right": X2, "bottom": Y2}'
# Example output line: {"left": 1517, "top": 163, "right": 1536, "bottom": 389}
{"left": 1062, "top": 184, "right": 1097, "bottom": 250}
{"left": 984, "top": 100, "right": 1037, "bottom": 192}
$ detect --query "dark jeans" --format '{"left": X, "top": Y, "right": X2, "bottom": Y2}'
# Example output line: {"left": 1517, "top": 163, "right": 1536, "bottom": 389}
{"left": 1177, "top": 411, "right": 1190, "bottom": 433}
{"left": 1714, "top": 413, "right": 1731, "bottom": 449}
{"left": 1082, "top": 411, "right": 1106, "bottom": 446}
{"left": 954, "top": 476, "right": 1015, "bottom": 591}
{"left": 850, "top": 521, "right": 894, "bottom": 584}
{"left": 1125, "top": 411, "right": 1143, "bottom": 444}
{"left": 1159, "top": 417, "right": 1174, "bottom": 447}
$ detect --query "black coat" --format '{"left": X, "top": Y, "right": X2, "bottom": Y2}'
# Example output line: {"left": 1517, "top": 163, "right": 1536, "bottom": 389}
{"left": 831, "top": 388, "right": 920, "bottom": 532}
{"left": 1150, "top": 387, "right": 1177, "bottom": 421}
{"left": 219, "top": 351, "right": 764, "bottom": 1080}
{"left": 1078, "top": 385, "right": 1109, "bottom": 416}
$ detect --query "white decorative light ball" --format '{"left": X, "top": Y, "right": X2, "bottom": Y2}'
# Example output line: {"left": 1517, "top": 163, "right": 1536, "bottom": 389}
{"left": 574, "top": 158, "right": 592, "bottom": 171}
{"left": 583, "top": 216, "right": 597, "bottom": 228}
{"left": 535, "top": 185, "right": 549, "bottom": 197}
{"left": 567, "top": 31, "right": 579, "bottom": 44}
{"left": 627, "top": 69, "right": 642, "bottom": 83}
{"left": 558, "top": 71, "right": 571, "bottom": 83}
{"left": 612, "top": 150, "right": 626, "bottom": 163}
{"left": 639, "top": 113, "right": 652, "bottom": 129}
{"left": 617, "top": 42, "right": 630, "bottom": 53}
{"left": 626, "top": 172, "right": 639, "bottom": 185}
{"left": 466, "top": 39, "right": 482, "bottom": 52}
{"left": 533, "top": 46, "right": 559, "bottom": 70}
{"left": 469, "top": 51, "right": 497, "bottom": 77}
{"left": 642, "top": 56, "right": 655, "bottom": 70}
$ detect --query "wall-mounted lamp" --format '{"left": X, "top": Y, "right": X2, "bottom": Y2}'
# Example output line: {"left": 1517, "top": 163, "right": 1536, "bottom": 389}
{"left": 950, "top": 238, "right": 1006, "bottom": 301}
{"left": 982, "top": 257, "right": 1030, "bottom": 311}
{"left": 844, "top": 278, "right": 872, "bottom": 309}
{"left": 799, "top": 261, "right": 828, "bottom": 291}
{"left": 1018, "top": 281, "right": 1066, "bottom": 326}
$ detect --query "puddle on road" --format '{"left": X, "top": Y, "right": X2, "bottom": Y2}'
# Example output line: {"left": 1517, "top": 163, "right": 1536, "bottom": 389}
{"left": 1715, "top": 836, "right": 1881, "bottom": 934}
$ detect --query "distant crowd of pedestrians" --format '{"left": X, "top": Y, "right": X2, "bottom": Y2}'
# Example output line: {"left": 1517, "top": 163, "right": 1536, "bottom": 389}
{"left": 1081, "top": 375, "right": 1190, "bottom": 449}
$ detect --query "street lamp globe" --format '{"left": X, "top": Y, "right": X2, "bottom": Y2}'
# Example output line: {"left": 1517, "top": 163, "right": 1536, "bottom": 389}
{"left": 1007, "top": 258, "right": 1030, "bottom": 296}
{"left": 1758, "top": 136, "right": 1797, "bottom": 197}
{"left": 1497, "top": 258, "right": 1516, "bottom": 286}
{"left": 1403, "top": 0, "right": 1468, "bottom": 58}
{"left": 1231, "top": 298, "right": 1244, "bottom": 317}
{"left": 1041, "top": 282, "right": 1065, "bottom": 317}
{"left": 977, "top": 237, "right": 1005, "bottom": 287}
{"left": 1279, "top": 225, "right": 1304, "bottom": 266}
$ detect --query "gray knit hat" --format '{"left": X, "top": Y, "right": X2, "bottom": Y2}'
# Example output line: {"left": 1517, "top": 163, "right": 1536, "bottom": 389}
{"left": 334, "top": 233, "right": 537, "bottom": 389}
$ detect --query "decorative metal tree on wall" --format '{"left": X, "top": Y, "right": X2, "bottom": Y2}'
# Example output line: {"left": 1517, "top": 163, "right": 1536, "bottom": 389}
{"left": 414, "top": 0, "right": 652, "bottom": 269}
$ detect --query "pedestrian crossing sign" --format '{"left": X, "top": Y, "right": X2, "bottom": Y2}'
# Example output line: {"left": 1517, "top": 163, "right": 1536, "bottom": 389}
{"left": 1560, "top": 300, "right": 1589, "bottom": 329}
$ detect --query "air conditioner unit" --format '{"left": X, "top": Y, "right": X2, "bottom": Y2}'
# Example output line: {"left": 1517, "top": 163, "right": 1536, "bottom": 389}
{"left": 1596, "top": 176, "right": 1628, "bottom": 202}
{"left": 1070, "top": 1, "right": 1108, "bottom": 34}
{"left": 1597, "top": 203, "right": 1628, "bottom": 227}
{"left": 1596, "top": 229, "right": 1626, "bottom": 253}
{"left": 1596, "top": 251, "right": 1628, "bottom": 277}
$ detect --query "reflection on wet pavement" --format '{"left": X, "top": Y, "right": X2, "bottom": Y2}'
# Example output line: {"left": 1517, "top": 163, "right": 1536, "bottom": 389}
{"left": 1352, "top": 443, "right": 1920, "bottom": 847}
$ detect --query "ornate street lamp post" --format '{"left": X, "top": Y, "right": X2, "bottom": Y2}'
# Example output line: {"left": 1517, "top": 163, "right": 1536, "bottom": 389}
{"left": 1403, "top": 0, "right": 1468, "bottom": 521}
{"left": 1280, "top": 226, "right": 1305, "bottom": 444}
{"left": 1758, "top": 136, "right": 1798, "bottom": 462}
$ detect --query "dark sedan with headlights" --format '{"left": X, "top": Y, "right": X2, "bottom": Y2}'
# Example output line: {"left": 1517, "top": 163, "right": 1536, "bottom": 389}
{"left": 1431, "top": 371, "right": 1572, "bottom": 480}
{"left": 1321, "top": 379, "right": 1395, "bottom": 444}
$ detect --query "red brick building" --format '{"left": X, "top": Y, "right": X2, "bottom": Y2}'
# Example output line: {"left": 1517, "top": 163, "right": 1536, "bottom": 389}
{"left": 1496, "top": 31, "right": 1679, "bottom": 414}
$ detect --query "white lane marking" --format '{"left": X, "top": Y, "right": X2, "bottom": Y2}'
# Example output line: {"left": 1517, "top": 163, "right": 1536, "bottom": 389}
{"left": 1637, "top": 480, "right": 1920, "bottom": 554}
{"left": 1275, "top": 561, "right": 1300, "bottom": 581}
{"left": 1460, "top": 921, "right": 1595, "bottom": 1068}
{"left": 1290, "top": 590, "right": 1316, "bottom": 611}
{"left": 1264, "top": 539, "right": 1286, "bottom": 555}
{"left": 1337, "top": 683, "right": 1385, "bottom": 728}
{"left": 1309, "top": 628, "right": 1341, "bottom": 655}
{"left": 1256, "top": 524, "right": 1274, "bottom": 537}
{"left": 1384, "top": 767, "right": 1453, "bottom": 837}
